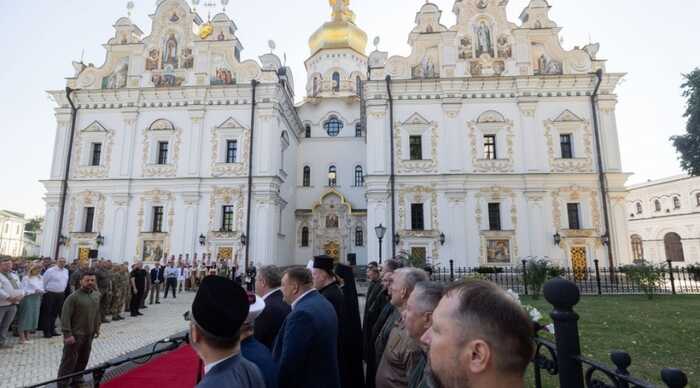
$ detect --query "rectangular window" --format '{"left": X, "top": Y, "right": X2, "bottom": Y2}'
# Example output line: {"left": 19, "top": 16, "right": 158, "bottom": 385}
{"left": 411, "top": 203, "right": 425, "bottom": 230}
{"left": 355, "top": 124, "right": 363, "bottom": 137}
{"left": 567, "top": 203, "right": 581, "bottom": 230}
{"left": 355, "top": 227, "right": 364, "bottom": 247}
{"left": 488, "top": 203, "right": 501, "bottom": 231}
{"left": 484, "top": 135, "right": 497, "bottom": 160}
{"left": 560, "top": 134, "right": 573, "bottom": 159}
{"left": 157, "top": 141, "right": 169, "bottom": 165}
{"left": 222, "top": 205, "right": 234, "bottom": 232}
{"left": 84, "top": 207, "right": 95, "bottom": 233}
{"left": 226, "top": 140, "right": 238, "bottom": 163}
{"left": 409, "top": 136, "right": 423, "bottom": 161}
{"left": 90, "top": 143, "right": 102, "bottom": 166}
{"left": 697, "top": 193, "right": 700, "bottom": 207}
{"left": 152, "top": 206, "right": 164, "bottom": 233}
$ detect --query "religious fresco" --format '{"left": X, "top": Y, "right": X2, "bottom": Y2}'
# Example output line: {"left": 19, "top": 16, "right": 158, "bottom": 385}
{"left": 535, "top": 53, "right": 563, "bottom": 75}
{"left": 181, "top": 48, "right": 194, "bottom": 69}
{"left": 142, "top": 240, "right": 164, "bottom": 262}
{"left": 211, "top": 67, "right": 235, "bottom": 85}
{"left": 162, "top": 33, "right": 179, "bottom": 68}
{"left": 486, "top": 239, "right": 511, "bottom": 264}
{"left": 152, "top": 65, "right": 184, "bottom": 87}
{"left": 459, "top": 37, "right": 473, "bottom": 60}
{"left": 497, "top": 35, "right": 512, "bottom": 59}
{"left": 145, "top": 49, "right": 160, "bottom": 71}
{"left": 326, "top": 214, "right": 339, "bottom": 228}
{"left": 101, "top": 58, "right": 128, "bottom": 89}
{"left": 474, "top": 20, "right": 494, "bottom": 57}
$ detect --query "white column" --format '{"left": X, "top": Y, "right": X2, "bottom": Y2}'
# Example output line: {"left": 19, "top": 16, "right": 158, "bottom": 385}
{"left": 518, "top": 100, "right": 542, "bottom": 172}
{"left": 50, "top": 113, "right": 72, "bottom": 179}
{"left": 442, "top": 102, "right": 463, "bottom": 172}
{"left": 119, "top": 111, "right": 138, "bottom": 177}
{"left": 188, "top": 109, "right": 205, "bottom": 176}
{"left": 525, "top": 192, "right": 547, "bottom": 257}
{"left": 445, "top": 193, "right": 467, "bottom": 266}
{"left": 597, "top": 97, "right": 623, "bottom": 172}
{"left": 112, "top": 194, "right": 130, "bottom": 260}
{"left": 609, "top": 194, "right": 632, "bottom": 265}
{"left": 366, "top": 104, "right": 388, "bottom": 175}
{"left": 41, "top": 203, "right": 59, "bottom": 257}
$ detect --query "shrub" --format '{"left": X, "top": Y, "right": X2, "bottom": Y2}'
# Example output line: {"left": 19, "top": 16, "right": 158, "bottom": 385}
{"left": 476, "top": 266, "right": 504, "bottom": 274}
{"left": 686, "top": 264, "right": 700, "bottom": 282}
{"left": 525, "top": 258, "right": 562, "bottom": 299}
{"left": 620, "top": 260, "right": 665, "bottom": 300}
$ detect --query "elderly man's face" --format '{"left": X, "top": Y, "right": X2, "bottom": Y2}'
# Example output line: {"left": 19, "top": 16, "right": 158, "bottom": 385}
{"left": 403, "top": 290, "right": 431, "bottom": 342}
{"left": 381, "top": 271, "right": 393, "bottom": 295}
{"left": 0, "top": 260, "right": 12, "bottom": 272}
{"left": 422, "top": 294, "right": 468, "bottom": 388}
{"left": 280, "top": 274, "right": 297, "bottom": 305}
{"left": 389, "top": 272, "right": 406, "bottom": 307}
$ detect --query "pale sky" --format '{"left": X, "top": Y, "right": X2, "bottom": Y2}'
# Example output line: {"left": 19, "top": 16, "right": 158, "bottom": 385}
{"left": 0, "top": 0, "right": 697, "bottom": 218}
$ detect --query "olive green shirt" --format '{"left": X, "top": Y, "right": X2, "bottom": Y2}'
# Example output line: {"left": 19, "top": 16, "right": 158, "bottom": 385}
{"left": 61, "top": 288, "right": 102, "bottom": 337}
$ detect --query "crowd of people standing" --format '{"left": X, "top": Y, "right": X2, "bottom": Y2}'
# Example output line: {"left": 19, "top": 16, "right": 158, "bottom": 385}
{"left": 187, "top": 255, "right": 536, "bottom": 388}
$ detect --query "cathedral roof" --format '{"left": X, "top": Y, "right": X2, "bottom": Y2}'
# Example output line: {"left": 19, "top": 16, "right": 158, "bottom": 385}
{"left": 308, "top": 0, "right": 367, "bottom": 56}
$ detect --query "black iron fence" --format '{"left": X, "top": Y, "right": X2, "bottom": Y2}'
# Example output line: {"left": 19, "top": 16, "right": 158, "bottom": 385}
{"left": 427, "top": 259, "right": 700, "bottom": 295}
{"left": 532, "top": 278, "right": 689, "bottom": 388}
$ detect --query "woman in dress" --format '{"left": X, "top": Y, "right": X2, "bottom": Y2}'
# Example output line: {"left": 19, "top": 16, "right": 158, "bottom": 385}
{"left": 17, "top": 263, "right": 44, "bottom": 344}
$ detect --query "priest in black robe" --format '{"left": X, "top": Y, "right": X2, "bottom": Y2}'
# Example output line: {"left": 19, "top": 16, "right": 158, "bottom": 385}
{"left": 312, "top": 256, "right": 355, "bottom": 388}
{"left": 336, "top": 263, "right": 366, "bottom": 388}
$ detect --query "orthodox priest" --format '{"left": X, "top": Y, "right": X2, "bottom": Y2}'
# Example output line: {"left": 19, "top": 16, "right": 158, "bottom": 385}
{"left": 312, "top": 256, "right": 361, "bottom": 388}
{"left": 335, "top": 263, "right": 366, "bottom": 388}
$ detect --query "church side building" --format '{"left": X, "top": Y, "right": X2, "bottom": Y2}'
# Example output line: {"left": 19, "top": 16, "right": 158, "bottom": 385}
{"left": 627, "top": 175, "right": 700, "bottom": 264}
{"left": 41, "top": 0, "right": 632, "bottom": 270}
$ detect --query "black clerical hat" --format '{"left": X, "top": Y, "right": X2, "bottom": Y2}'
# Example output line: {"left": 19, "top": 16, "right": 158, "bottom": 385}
{"left": 313, "top": 255, "right": 335, "bottom": 276}
{"left": 191, "top": 276, "right": 249, "bottom": 339}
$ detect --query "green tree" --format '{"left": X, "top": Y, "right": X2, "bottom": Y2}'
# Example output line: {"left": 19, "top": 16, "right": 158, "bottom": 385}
{"left": 25, "top": 217, "right": 43, "bottom": 232}
{"left": 671, "top": 68, "right": 700, "bottom": 176}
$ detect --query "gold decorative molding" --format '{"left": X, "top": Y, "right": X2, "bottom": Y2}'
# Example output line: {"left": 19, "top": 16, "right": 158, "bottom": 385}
{"left": 552, "top": 185, "right": 602, "bottom": 236}
{"left": 208, "top": 186, "right": 245, "bottom": 234}
{"left": 475, "top": 186, "right": 518, "bottom": 260}
{"left": 397, "top": 184, "right": 440, "bottom": 258}
{"left": 141, "top": 119, "right": 181, "bottom": 178}
{"left": 71, "top": 121, "right": 115, "bottom": 179}
{"left": 394, "top": 113, "right": 439, "bottom": 174}
{"left": 468, "top": 111, "right": 515, "bottom": 173}
{"left": 210, "top": 117, "right": 250, "bottom": 177}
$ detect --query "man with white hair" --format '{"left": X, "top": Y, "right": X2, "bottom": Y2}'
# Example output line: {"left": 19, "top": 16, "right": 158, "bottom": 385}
{"left": 241, "top": 293, "right": 278, "bottom": 388}
{"left": 405, "top": 282, "right": 444, "bottom": 388}
{"left": 375, "top": 267, "right": 429, "bottom": 388}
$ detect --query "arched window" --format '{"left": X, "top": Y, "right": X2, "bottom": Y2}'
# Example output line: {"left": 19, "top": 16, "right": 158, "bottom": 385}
{"left": 630, "top": 235, "right": 644, "bottom": 261}
{"left": 635, "top": 203, "right": 643, "bottom": 215}
{"left": 305, "top": 125, "right": 311, "bottom": 138}
{"left": 303, "top": 166, "right": 311, "bottom": 187}
{"left": 355, "top": 123, "right": 362, "bottom": 137}
{"left": 324, "top": 116, "right": 343, "bottom": 137}
{"left": 696, "top": 193, "right": 700, "bottom": 207}
{"left": 328, "top": 165, "right": 337, "bottom": 187}
{"left": 356, "top": 76, "right": 362, "bottom": 96}
{"left": 332, "top": 72, "right": 341, "bottom": 92}
{"left": 664, "top": 232, "right": 684, "bottom": 262}
{"left": 301, "top": 227, "right": 309, "bottom": 247}
{"left": 312, "top": 76, "right": 320, "bottom": 96}
{"left": 654, "top": 199, "right": 661, "bottom": 212}
{"left": 354, "top": 165, "right": 364, "bottom": 187}
{"left": 355, "top": 226, "right": 364, "bottom": 246}
{"left": 673, "top": 197, "right": 681, "bottom": 209}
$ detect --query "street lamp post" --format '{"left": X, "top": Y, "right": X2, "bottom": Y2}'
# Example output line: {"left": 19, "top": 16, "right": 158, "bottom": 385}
{"left": 375, "top": 224, "right": 387, "bottom": 264}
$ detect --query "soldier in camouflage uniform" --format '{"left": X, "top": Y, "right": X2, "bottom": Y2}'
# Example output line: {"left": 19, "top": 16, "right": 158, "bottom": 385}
{"left": 110, "top": 263, "right": 129, "bottom": 321}
{"left": 95, "top": 261, "right": 113, "bottom": 323}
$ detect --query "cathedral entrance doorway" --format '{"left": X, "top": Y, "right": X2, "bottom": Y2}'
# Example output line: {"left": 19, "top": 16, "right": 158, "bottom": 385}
{"left": 324, "top": 241, "right": 341, "bottom": 262}
{"left": 570, "top": 247, "right": 588, "bottom": 281}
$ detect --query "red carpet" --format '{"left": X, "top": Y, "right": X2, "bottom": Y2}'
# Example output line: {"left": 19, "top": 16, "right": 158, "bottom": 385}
{"left": 103, "top": 345, "right": 201, "bottom": 388}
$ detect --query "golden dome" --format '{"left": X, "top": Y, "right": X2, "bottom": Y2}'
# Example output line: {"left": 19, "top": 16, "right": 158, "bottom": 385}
{"left": 308, "top": 0, "right": 367, "bottom": 56}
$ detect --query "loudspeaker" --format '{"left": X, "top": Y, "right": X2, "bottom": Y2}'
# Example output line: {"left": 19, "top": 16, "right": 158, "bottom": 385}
{"left": 347, "top": 253, "right": 357, "bottom": 266}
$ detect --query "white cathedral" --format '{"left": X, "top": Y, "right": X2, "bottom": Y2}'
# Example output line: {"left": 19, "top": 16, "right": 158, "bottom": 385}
{"left": 41, "top": 0, "right": 633, "bottom": 270}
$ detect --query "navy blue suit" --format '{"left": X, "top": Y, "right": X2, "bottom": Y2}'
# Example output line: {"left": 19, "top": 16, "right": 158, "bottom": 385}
{"left": 242, "top": 336, "right": 279, "bottom": 388}
{"left": 196, "top": 354, "right": 266, "bottom": 388}
{"left": 272, "top": 290, "right": 341, "bottom": 388}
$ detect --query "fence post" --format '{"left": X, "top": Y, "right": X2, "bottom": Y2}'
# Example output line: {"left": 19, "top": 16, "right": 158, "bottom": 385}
{"left": 522, "top": 259, "right": 529, "bottom": 296}
{"left": 594, "top": 259, "right": 602, "bottom": 296}
{"left": 544, "top": 278, "right": 585, "bottom": 388}
{"left": 667, "top": 260, "right": 676, "bottom": 295}
{"left": 449, "top": 260, "right": 454, "bottom": 282}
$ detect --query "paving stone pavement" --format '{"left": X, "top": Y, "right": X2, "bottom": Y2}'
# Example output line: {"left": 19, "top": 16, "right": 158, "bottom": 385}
{"left": 0, "top": 292, "right": 195, "bottom": 388}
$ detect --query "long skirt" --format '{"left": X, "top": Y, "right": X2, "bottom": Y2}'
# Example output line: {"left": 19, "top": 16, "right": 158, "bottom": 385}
{"left": 18, "top": 293, "right": 42, "bottom": 331}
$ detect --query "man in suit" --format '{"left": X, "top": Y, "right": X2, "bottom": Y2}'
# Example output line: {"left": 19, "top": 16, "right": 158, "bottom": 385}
{"left": 254, "top": 265, "right": 290, "bottom": 350}
{"left": 188, "top": 276, "right": 265, "bottom": 388}
{"left": 149, "top": 262, "right": 165, "bottom": 305}
{"left": 273, "top": 267, "right": 341, "bottom": 388}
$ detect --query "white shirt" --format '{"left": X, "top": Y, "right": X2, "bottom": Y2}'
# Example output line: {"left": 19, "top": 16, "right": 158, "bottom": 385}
{"left": 43, "top": 266, "right": 69, "bottom": 293}
{"left": 0, "top": 271, "right": 25, "bottom": 306}
{"left": 262, "top": 288, "right": 281, "bottom": 301}
{"left": 22, "top": 276, "right": 45, "bottom": 295}
{"left": 291, "top": 288, "right": 315, "bottom": 310}
{"left": 204, "top": 352, "right": 238, "bottom": 375}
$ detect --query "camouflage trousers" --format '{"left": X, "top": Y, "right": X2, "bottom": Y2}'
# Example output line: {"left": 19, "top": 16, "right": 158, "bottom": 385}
{"left": 100, "top": 292, "right": 113, "bottom": 321}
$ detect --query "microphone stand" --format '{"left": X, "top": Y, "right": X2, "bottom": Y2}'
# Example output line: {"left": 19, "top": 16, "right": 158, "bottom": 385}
{"left": 27, "top": 336, "right": 189, "bottom": 388}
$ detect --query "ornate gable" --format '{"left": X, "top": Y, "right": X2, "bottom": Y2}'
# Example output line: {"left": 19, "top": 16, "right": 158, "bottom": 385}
{"left": 218, "top": 117, "right": 247, "bottom": 129}
{"left": 553, "top": 110, "right": 584, "bottom": 123}
{"left": 82, "top": 121, "right": 109, "bottom": 133}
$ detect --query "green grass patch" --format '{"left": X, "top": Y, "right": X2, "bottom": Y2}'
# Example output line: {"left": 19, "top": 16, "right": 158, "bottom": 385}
{"left": 522, "top": 295, "right": 700, "bottom": 388}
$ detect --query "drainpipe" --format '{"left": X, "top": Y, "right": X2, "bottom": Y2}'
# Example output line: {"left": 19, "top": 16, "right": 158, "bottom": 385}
{"left": 244, "top": 80, "right": 259, "bottom": 271}
{"left": 591, "top": 69, "right": 615, "bottom": 269}
{"left": 54, "top": 87, "right": 80, "bottom": 260}
{"left": 385, "top": 75, "right": 397, "bottom": 258}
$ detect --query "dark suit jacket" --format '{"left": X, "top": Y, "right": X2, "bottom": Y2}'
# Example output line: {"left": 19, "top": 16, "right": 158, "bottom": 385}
{"left": 196, "top": 353, "right": 266, "bottom": 388}
{"left": 272, "top": 290, "right": 341, "bottom": 388}
{"left": 255, "top": 289, "right": 291, "bottom": 350}
{"left": 150, "top": 267, "right": 165, "bottom": 283}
